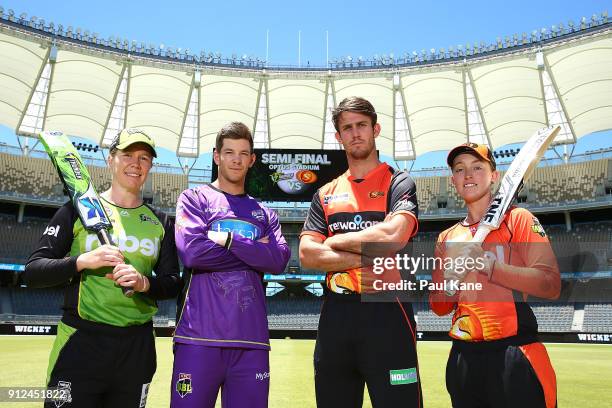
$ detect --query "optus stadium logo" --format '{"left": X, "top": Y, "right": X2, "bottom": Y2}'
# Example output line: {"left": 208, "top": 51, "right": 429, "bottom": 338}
{"left": 328, "top": 213, "right": 381, "bottom": 234}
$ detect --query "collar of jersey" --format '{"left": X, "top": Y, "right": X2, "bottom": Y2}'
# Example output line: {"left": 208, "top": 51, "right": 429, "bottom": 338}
{"left": 101, "top": 196, "right": 145, "bottom": 210}
{"left": 347, "top": 162, "right": 388, "bottom": 183}
{"left": 206, "top": 182, "right": 248, "bottom": 197}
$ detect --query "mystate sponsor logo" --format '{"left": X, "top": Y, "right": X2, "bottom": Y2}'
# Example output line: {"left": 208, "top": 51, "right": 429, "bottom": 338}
{"left": 85, "top": 234, "right": 160, "bottom": 257}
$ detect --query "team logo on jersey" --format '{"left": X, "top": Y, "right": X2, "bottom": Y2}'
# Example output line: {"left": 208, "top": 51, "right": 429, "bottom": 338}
{"left": 238, "top": 285, "right": 256, "bottom": 311}
{"left": 251, "top": 209, "right": 266, "bottom": 222}
{"left": 175, "top": 373, "right": 193, "bottom": 398}
{"left": 369, "top": 191, "right": 385, "bottom": 199}
{"left": 139, "top": 214, "right": 159, "bottom": 225}
{"left": 531, "top": 217, "right": 546, "bottom": 237}
{"left": 53, "top": 381, "right": 72, "bottom": 407}
{"left": 323, "top": 192, "right": 350, "bottom": 206}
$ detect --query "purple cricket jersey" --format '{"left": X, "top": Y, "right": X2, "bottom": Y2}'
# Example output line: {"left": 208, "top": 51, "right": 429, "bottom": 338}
{"left": 174, "top": 184, "right": 290, "bottom": 350}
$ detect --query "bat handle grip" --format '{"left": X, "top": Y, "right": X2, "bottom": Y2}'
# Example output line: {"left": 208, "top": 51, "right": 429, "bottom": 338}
{"left": 96, "top": 229, "right": 135, "bottom": 298}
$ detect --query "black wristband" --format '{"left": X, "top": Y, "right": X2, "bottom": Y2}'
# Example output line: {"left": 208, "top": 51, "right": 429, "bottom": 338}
{"left": 224, "top": 232, "right": 233, "bottom": 249}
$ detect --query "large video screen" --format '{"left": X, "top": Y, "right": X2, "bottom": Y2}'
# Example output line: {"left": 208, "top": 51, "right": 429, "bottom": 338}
{"left": 211, "top": 149, "right": 349, "bottom": 202}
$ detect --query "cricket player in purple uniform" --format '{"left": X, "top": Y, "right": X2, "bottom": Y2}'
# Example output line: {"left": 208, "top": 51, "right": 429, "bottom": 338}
{"left": 171, "top": 122, "right": 290, "bottom": 408}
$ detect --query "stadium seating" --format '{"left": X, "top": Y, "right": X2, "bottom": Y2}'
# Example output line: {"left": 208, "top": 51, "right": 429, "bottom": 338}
{"left": 3, "top": 285, "right": 612, "bottom": 333}
{"left": 150, "top": 171, "right": 189, "bottom": 210}
{"left": 1, "top": 152, "right": 609, "bottom": 216}
{"left": 582, "top": 303, "right": 612, "bottom": 333}
{"left": 0, "top": 215, "right": 48, "bottom": 263}
{"left": 0, "top": 152, "right": 189, "bottom": 210}
{"left": 9, "top": 287, "right": 64, "bottom": 316}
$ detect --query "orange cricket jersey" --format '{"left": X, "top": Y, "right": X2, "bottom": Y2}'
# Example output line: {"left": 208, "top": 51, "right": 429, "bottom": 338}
{"left": 430, "top": 207, "right": 560, "bottom": 343}
{"left": 301, "top": 162, "right": 419, "bottom": 294}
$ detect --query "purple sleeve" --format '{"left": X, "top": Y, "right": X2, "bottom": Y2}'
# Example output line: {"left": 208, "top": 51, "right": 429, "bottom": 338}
{"left": 227, "top": 207, "right": 290, "bottom": 275}
{"left": 175, "top": 189, "right": 249, "bottom": 272}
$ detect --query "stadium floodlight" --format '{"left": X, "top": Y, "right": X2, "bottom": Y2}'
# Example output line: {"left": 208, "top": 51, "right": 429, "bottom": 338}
{"left": 581, "top": 16, "right": 587, "bottom": 29}
{"left": 591, "top": 14, "right": 598, "bottom": 26}
{"left": 8, "top": 9, "right": 14, "bottom": 21}
{"left": 0, "top": 7, "right": 4, "bottom": 16}
{"left": 558, "top": 23, "right": 564, "bottom": 35}
{"left": 603, "top": 11, "right": 608, "bottom": 24}
{"left": 19, "top": 12, "right": 26, "bottom": 23}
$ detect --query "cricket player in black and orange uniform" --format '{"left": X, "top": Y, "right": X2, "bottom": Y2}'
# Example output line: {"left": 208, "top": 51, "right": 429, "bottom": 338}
{"left": 430, "top": 143, "right": 561, "bottom": 408}
{"left": 300, "top": 97, "right": 422, "bottom": 408}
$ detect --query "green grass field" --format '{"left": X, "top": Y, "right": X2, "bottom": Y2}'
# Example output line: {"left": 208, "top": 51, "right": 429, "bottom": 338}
{"left": 1, "top": 337, "right": 611, "bottom": 407}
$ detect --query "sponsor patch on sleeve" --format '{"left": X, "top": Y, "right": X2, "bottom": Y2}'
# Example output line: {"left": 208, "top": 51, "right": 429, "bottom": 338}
{"left": 531, "top": 217, "right": 546, "bottom": 237}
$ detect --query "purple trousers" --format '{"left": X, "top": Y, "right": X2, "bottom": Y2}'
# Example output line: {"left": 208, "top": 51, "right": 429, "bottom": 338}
{"left": 170, "top": 343, "right": 270, "bottom": 408}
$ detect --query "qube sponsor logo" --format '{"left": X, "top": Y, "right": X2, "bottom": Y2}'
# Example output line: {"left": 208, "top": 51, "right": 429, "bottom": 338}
{"left": 210, "top": 219, "right": 261, "bottom": 241}
{"left": 85, "top": 234, "right": 160, "bottom": 258}
{"left": 328, "top": 214, "right": 380, "bottom": 233}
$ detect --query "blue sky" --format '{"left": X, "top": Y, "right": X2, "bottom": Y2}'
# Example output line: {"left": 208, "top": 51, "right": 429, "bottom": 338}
{"left": 0, "top": 0, "right": 610, "bottom": 168}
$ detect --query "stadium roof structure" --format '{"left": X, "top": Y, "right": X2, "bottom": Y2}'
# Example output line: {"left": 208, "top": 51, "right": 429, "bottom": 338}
{"left": 0, "top": 9, "right": 610, "bottom": 160}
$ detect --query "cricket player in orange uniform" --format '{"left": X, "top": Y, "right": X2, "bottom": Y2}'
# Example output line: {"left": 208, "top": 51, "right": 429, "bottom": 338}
{"left": 430, "top": 143, "right": 561, "bottom": 408}
{"left": 300, "top": 97, "right": 422, "bottom": 408}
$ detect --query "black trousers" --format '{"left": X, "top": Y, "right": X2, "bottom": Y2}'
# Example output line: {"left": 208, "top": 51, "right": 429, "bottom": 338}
{"left": 314, "top": 293, "right": 423, "bottom": 408}
{"left": 45, "top": 322, "right": 156, "bottom": 408}
{"left": 446, "top": 341, "right": 557, "bottom": 408}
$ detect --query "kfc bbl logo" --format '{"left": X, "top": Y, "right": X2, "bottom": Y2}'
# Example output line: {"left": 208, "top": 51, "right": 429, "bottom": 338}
{"left": 176, "top": 373, "right": 193, "bottom": 398}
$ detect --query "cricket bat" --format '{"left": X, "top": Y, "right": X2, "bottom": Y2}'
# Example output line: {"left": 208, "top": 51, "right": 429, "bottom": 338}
{"left": 39, "top": 130, "right": 135, "bottom": 297}
{"left": 446, "top": 125, "right": 561, "bottom": 295}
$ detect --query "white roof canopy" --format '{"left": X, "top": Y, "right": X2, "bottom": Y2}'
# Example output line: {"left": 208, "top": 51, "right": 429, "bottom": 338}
{"left": 1, "top": 22, "right": 610, "bottom": 159}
